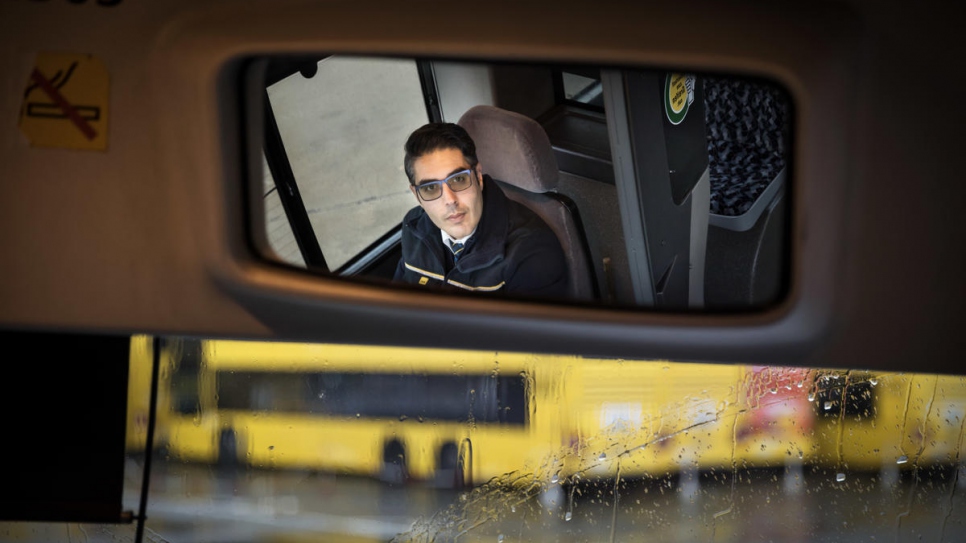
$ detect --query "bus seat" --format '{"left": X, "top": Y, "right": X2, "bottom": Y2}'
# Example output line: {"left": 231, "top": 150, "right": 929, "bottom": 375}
{"left": 705, "top": 76, "right": 788, "bottom": 220}
{"left": 703, "top": 76, "right": 790, "bottom": 308}
{"left": 458, "top": 105, "right": 598, "bottom": 301}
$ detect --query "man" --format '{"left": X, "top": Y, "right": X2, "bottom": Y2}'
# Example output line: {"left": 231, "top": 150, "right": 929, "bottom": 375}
{"left": 393, "top": 122, "right": 568, "bottom": 298}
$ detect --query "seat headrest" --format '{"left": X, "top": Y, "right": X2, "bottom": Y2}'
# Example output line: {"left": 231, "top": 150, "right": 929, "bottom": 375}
{"left": 458, "top": 105, "right": 559, "bottom": 193}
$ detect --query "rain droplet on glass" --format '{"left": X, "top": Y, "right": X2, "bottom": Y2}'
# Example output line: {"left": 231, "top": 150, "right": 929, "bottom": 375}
{"left": 836, "top": 473, "right": 846, "bottom": 482}
{"left": 897, "top": 455, "right": 908, "bottom": 464}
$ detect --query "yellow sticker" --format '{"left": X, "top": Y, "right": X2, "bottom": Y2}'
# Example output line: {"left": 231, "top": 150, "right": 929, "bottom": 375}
{"left": 419, "top": 277, "right": 429, "bottom": 285}
{"left": 668, "top": 74, "right": 689, "bottom": 114}
{"left": 19, "top": 52, "right": 109, "bottom": 151}
{"left": 664, "top": 73, "right": 696, "bottom": 125}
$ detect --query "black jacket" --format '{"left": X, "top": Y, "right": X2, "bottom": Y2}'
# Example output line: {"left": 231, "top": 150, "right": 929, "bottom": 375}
{"left": 393, "top": 177, "right": 568, "bottom": 299}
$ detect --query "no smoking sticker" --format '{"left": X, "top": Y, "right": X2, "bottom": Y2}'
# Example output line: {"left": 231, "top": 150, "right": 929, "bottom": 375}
{"left": 19, "top": 52, "right": 109, "bottom": 151}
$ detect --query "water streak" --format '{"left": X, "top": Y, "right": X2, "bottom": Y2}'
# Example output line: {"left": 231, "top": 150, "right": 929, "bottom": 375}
{"left": 895, "top": 375, "right": 939, "bottom": 541}
{"left": 711, "top": 391, "right": 742, "bottom": 543}
{"left": 566, "top": 479, "right": 577, "bottom": 522}
{"left": 609, "top": 457, "right": 622, "bottom": 543}
{"left": 939, "top": 405, "right": 966, "bottom": 541}
{"left": 835, "top": 371, "right": 852, "bottom": 478}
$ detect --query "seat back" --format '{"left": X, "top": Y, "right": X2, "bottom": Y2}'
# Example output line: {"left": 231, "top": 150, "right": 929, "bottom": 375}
{"left": 702, "top": 77, "right": 790, "bottom": 308}
{"left": 458, "top": 105, "right": 597, "bottom": 301}
{"left": 705, "top": 76, "right": 789, "bottom": 224}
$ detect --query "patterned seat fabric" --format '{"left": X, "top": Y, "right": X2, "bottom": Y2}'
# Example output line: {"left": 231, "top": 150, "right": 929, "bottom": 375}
{"left": 705, "top": 77, "right": 790, "bottom": 216}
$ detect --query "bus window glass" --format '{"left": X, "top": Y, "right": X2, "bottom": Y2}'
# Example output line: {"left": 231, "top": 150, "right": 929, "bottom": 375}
{"left": 121, "top": 335, "right": 966, "bottom": 543}
{"left": 561, "top": 71, "right": 603, "bottom": 108}
{"left": 216, "top": 370, "right": 526, "bottom": 423}
{"left": 265, "top": 56, "right": 428, "bottom": 270}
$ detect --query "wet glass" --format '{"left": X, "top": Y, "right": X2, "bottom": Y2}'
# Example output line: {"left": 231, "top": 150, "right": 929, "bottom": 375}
{"left": 115, "top": 335, "right": 966, "bottom": 543}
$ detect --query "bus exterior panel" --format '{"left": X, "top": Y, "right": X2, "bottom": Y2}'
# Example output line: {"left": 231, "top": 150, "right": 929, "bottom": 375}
{"left": 152, "top": 339, "right": 579, "bottom": 486}
{"left": 811, "top": 371, "right": 966, "bottom": 473}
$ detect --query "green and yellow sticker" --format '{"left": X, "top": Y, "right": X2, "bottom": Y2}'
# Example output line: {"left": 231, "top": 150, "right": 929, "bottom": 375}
{"left": 664, "top": 73, "right": 696, "bottom": 125}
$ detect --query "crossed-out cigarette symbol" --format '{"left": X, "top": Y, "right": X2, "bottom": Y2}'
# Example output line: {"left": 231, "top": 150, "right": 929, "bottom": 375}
{"left": 24, "top": 61, "right": 100, "bottom": 140}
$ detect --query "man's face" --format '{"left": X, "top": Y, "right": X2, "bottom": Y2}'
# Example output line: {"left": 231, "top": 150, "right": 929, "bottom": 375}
{"left": 410, "top": 147, "right": 484, "bottom": 240}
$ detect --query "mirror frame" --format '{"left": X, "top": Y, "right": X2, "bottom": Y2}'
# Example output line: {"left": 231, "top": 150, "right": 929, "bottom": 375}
{"left": 8, "top": 1, "right": 963, "bottom": 376}
{"left": 204, "top": 4, "right": 853, "bottom": 367}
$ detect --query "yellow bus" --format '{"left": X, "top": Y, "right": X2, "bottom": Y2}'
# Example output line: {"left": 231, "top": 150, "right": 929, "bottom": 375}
{"left": 810, "top": 369, "right": 966, "bottom": 476}
{"left": 135, "top": 336, "right": 582, "bottom": 488}
{"left": 130, "top": 335, "right": 827, "bottom": 488}
{"left": 126, "top": 335, "right": 155, "bottom": 453}
{"left": 563, "top": 362, "right": 817, "bottom": 481}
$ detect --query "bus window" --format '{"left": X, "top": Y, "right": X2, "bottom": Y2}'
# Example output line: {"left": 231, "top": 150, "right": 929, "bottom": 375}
{"left": 121, "top": 335, "right": 966, "bottom": 542}
{"left": 262, "top": 56, "right": 429, "bottom": 272}
{"left": 555, "top": 68, "right": 604, "bottom": 111}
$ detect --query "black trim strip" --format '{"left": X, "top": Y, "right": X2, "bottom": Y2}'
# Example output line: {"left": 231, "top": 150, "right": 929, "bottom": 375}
{"left": 262, "top": 91, "right": 328, "bottom": 271}
{"left": 417, "top": 60, "right": 443, "bottom": 123}
{"left": 133, "top": 337, "right": 162, "bottom": 543}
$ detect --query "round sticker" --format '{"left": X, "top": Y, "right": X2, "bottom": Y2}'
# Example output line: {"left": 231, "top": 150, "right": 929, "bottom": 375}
{"left": 665, "top": 73, "right": 696, "bottom": 125}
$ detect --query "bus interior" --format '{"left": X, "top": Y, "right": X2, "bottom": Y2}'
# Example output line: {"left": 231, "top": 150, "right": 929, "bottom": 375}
{"left": 255, "top": 55, "right": 791, "bottom": 311}
{"left": 2, "top": 1, "right": 965, "bottom": 543}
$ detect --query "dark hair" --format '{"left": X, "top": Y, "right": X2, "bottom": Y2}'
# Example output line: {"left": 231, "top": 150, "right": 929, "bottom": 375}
{"left": 403, "top": 123, "right": 479, "bottom": 184}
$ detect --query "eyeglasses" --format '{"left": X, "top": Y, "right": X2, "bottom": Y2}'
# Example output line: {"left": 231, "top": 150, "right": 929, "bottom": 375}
{"left": 413, "top": 169, "right": 476, "bottom": 201}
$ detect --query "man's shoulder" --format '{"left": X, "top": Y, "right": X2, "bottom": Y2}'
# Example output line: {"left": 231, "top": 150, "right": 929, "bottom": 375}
{"left": 479, "top": 179, "right": 561, "bottom": 255}
{"left": 401, "top": 205, "right": 441, "bottom": 252}
{"left": 402, "top": 205, "right": 435, "bottom": 238}
{"left": 403, "top": 204, "right": 425, "bottom": 224}
{"left": 488, "top": 184, "right": 568, "bottom": 297}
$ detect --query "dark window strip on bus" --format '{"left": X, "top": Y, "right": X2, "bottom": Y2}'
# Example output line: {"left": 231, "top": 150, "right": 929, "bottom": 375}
{"left": 217, "top": 371, "right": 528, "bottom": 425}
